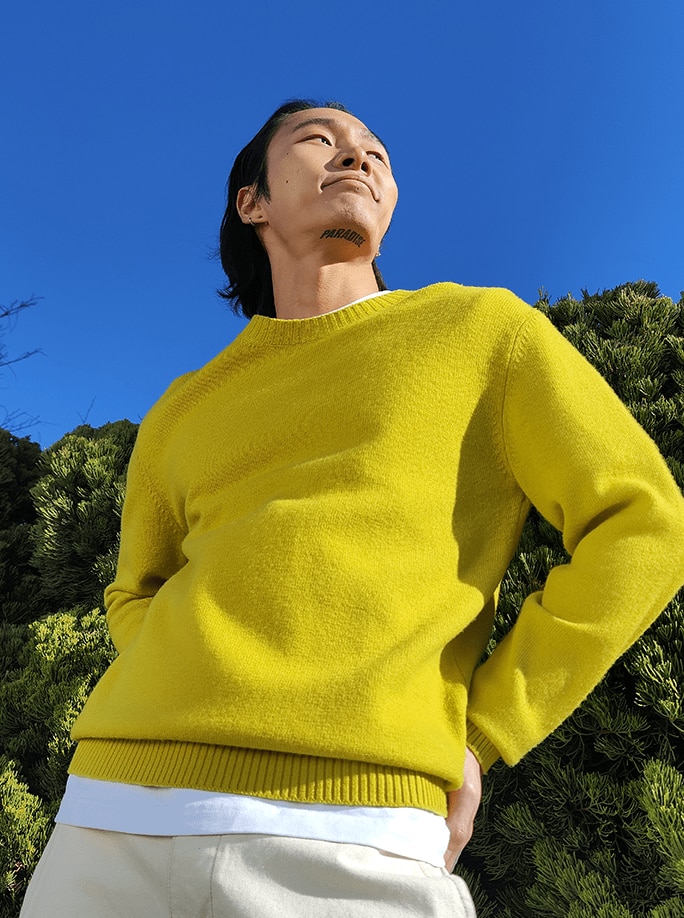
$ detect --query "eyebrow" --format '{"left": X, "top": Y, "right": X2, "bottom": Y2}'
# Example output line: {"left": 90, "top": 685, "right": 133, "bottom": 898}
{"left": 289, "top": 116, "right": 389, "bottom": 154}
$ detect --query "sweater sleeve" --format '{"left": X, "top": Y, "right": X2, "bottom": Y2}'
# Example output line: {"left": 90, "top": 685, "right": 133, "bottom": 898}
{"left": 466, "top": 308, "right": 684, "bottom": 773}
{"left": 104, "top": 432, "right": 188, "bottom": 654}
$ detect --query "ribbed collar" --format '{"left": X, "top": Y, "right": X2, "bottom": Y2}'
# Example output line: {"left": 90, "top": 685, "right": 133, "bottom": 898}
{"left": 236, "top": 290, "right": 408, "bottom": 346}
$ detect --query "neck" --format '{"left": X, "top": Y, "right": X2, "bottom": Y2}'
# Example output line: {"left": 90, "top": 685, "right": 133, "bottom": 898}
{"left": 269, "top": 254, "right": 381, "bottom": 320}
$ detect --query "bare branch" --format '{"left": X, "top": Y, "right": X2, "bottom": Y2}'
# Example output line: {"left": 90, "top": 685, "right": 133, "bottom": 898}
{"left": 0, "top": 296, "right": 41, "bottom": 326}
{"left": 1, "top": 348, "right": 44, "bottom": 368}
{"left": 0, "top": 295, "right": 43, "bottom": 432}
{"left": 0, "top": 407, "right": 40, "bottom": 433}
{"left": 77, "top": 397, "right": 97, "bottom": 426}
{"left": 0, "top": 296, "right": 43, "bottom": 370}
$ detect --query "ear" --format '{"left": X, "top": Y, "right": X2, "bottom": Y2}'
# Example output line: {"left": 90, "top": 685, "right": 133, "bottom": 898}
{"left": 236, "top": 185, "right": 267, "bottom": 226}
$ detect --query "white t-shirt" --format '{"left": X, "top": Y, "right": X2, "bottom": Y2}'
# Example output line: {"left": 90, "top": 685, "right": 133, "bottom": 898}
{"left": 57, "top": 777, "right": 450, "bottom": 868}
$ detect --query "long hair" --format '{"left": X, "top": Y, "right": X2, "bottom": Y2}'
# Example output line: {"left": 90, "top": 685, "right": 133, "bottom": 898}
{"left": 217, "top": 99, "right": 388, "bottom": 319}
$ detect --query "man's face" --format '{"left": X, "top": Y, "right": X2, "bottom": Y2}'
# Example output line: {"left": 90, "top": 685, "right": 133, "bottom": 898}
{"left": 247, "top": 108, "right": 398, "bottom": 259}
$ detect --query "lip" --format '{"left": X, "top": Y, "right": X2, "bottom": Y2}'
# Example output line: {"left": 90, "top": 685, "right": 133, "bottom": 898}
{"left": 322, "top": 175, "right": 377, "bottom": 200}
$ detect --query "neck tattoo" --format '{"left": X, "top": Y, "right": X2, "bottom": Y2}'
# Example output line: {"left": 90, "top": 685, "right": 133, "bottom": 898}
{"left": 320, "top": 228, "right": 366, "bottom": 247}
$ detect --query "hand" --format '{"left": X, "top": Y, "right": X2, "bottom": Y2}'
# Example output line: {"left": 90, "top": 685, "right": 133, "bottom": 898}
{"left": 444, "top": 747, "right": 482, "bottom": 871}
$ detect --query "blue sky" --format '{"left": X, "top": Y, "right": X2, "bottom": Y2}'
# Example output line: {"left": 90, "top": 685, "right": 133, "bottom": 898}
{"left": 2, "top": 0, "right": 683, "bottom": 447}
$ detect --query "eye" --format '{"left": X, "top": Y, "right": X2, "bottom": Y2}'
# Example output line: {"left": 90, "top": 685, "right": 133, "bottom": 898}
{"left": 369, "top": 150, "right": 388, "bottom": 165}
{"left": 306, "top": 134, "right": 332, "bottom": 145}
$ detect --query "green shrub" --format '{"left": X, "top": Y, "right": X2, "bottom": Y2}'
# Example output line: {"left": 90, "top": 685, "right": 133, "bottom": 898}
{"left": 30, "top": 421, "right": 137, "bottom": 616}
{"left": 0, "top": 758, "right": 52, "bottom": 918}
{"left": 0, "top": 431, "right": 41, "bottom": 625}
{"left": 0, "top": 611, "right": 115, "bottom": 913}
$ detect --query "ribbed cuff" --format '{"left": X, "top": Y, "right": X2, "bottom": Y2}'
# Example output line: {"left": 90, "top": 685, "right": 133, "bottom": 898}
{"left": 465, "top": 723, "right": 501, "bottom": 774}
{"left": 69, "top": 739, "right": 448, "bottom": 816}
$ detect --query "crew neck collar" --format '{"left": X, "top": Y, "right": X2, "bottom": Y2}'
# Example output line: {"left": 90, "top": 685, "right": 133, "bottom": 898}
{"left": 238, "top": 290, "right": 408, "bottom": 346}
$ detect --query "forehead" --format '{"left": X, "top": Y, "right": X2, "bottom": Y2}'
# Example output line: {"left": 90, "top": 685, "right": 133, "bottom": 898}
{"left": 276, "top": 108, "right": 387, "bottom": 151}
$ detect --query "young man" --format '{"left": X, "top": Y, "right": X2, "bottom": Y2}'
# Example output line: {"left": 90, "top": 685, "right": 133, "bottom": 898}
{"left": 21, "top": 100, "right": 684, "bottom": 917}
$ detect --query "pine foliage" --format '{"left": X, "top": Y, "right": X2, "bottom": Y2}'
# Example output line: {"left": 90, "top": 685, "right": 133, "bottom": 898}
{"left": 0, "top": 757, "right": 52, "bottom": 918}
{"left": 460, "top": 281, "right": 684, "bottom": 916}
{"left": 0, "top": 432, "right": 41, "bottom": 624}
{"left": 0, "top": 611, "right": 115, "bottom": 915}
{"left": 30, "top": 420, "right": 137, "bottom": 614}
{"left": 0, "top": 421, "right": 134, "bottom": 915}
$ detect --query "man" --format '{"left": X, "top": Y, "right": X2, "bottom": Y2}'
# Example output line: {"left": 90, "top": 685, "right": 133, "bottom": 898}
{"left": 21, "top": 99, "right": 684, "bottom": 917}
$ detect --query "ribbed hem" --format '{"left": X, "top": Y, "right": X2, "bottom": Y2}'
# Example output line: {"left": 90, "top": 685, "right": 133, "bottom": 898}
{"left": 466, "top": 722, "right": 501, "bottom": 774}
{"left": 69, "top": 740, "right": 448, "bottom": 816}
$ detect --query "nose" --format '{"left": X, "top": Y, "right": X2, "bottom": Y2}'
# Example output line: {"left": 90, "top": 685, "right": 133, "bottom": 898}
{"left": 335, "top": 145, "right": 371, "bottom": 174}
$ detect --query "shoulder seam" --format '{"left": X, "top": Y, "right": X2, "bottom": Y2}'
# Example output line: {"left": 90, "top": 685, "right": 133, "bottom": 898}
{"left": 499, "top": 308, "right": 540, "bottom": 480}
{"left": 130, "top": 443, "right": 187, "bottom": 537}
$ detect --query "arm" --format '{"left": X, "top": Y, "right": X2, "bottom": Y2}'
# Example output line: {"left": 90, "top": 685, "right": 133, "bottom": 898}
{"left": 104, "top": 437, "right": 187, "bottom": 654}
{"left": 466, "top": 308, "right": 684, "bottom": 771}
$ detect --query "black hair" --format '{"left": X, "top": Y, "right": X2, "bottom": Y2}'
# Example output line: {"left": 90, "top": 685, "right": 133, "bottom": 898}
{"left": 217, "top": 98, "right": 388, "bottom": 319}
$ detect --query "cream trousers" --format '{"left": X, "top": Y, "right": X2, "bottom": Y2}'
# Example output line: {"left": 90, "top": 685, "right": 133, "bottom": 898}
{"left": 21, "top": 824, "right": 476, "bottom": 917}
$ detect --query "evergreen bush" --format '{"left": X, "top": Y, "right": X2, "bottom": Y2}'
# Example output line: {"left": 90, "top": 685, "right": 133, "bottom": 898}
{"left": 30, "top": 420, "right": 138, "bottom": 615}
{"left": 0, "top": 432, "right": 41, "bottom": 624}
{"left": 0, "top": 421, "right": 134, "bottom": 915}
{"left": 0, "top": 756, "right": 52, "bottom": 918}
{"left": 0, "top": 611, "right": 115, "bottom": 916}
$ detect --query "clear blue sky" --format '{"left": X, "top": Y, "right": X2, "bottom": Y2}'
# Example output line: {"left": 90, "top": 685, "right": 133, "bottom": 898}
{"left": 2, "top": 0, "right": 683, "bottom": 447}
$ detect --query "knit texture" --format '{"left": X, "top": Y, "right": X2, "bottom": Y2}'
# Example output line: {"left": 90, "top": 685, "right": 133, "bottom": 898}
{"left": 70, "top": 284, "right": 684, "bottom": 813}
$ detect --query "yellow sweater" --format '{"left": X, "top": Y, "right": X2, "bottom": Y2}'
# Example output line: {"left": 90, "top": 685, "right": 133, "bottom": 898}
{"left": 70, "top": 284, "right": 684, "bottom": 816}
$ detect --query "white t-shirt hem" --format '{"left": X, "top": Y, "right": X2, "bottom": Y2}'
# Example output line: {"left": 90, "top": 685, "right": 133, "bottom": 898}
{"left": 56, "top": 776, "right": 449, "bottom": 868}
